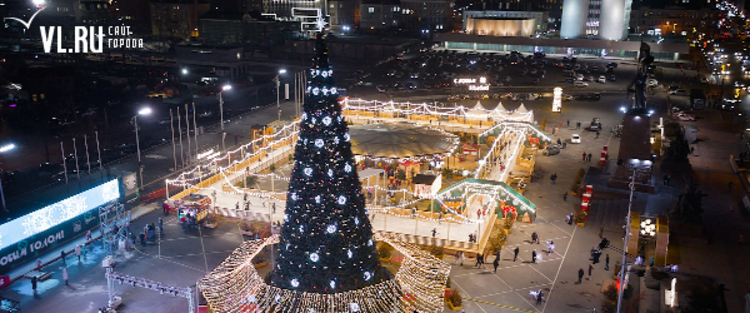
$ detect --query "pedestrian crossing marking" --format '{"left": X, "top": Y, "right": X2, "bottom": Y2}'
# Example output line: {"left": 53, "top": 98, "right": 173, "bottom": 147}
{"left": 465, "top": 298, "right": 539, "bottom": 313}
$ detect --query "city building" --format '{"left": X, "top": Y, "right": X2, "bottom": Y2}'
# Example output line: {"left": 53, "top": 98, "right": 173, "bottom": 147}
{"left": 463, "top": 10, "right": 548, "bottom": 35}
{"left": 599, "top": 0, "right": 632, "bottom": 40}
{"left": 199, "top": 10, "right": 295, "bottom": 49}
{"left": 110, "top": 0, "right": 151, "bottom": 35}
{"left": 74, "top": 0, "right": 112, "bottom": 25}
{"left": 560, "top": 0, "right": 590, "bottom": 38}
{"left": 561, "top": 0, "right": 632, "bottom": 40}
{"left": 329, "top": 0, "right": 359, "bottom": 33}
{"left": 398, "top": 0, "right": 452, "bottom": 31}
{"left": 359, "top": 0, "right": 402, "bottom": 30}
{"left": 434, "top": 32, "right": 689, "bottom": 60}
{"left": 150, "top": 0, "right": 210, "bottom": 38}
{"left": 629, "top": 5, "right": 721, "bottom": 37}
{"left": 262, "top": 0, "right": 323, "bottom": 19}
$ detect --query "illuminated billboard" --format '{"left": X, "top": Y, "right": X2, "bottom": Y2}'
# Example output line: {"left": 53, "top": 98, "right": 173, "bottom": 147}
{"left": 0, "top": 179, "right": 120, "bottom": 252}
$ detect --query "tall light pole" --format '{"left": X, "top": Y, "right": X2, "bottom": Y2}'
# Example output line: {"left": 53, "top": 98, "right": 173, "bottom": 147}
{"left": 219, "top": 85, "right": 232, "bottom": 151}
{"left": 616, "top": 168, "right": 637, "bottom": 313}
{"left": 133, "top": 107, "right": 152, "bottom": 190}
{"left": 276, "top": 69, "right": 287, "bottom": 121}
{"left": 0, "top": 143, "right": 16, "bottom": 213}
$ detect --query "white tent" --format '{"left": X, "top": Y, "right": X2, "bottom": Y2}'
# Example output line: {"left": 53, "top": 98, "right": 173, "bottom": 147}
{"left": 490, "top": 102, "right": 509, "bottom": 120}
{"left": 516, "top": 103, "right": 529, "bottom": 114}
{"left": 465, "top": 101, "right": 489, "bottom": 121}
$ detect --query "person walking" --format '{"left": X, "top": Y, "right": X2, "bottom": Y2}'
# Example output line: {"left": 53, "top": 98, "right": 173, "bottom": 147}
{"left": 60, "top": 250, "right": 66, "bottom": 266}
{"left": 531, "top": 250, "right": 537, "bottom": 263}
{"left": 605, "top": 254, "right": 610, "bottom": 270}
{"left": 158, "top": 218, "right": 163, "bottom": 234}
{"left": 582, "top": 152, "right": 587, "bottom": 162}
{"left": 563, "top": 193, "right": 568, "bottom": 202}
{"left": 568, "top": 212, "right": 574, "bottom": 225}
{"left": 431, "top": 228, "right": 437, "bottom": 238}
{"left": 599, "top": 224, "right": 604, "bottom": 239}
{"left": 75, "top": 245, "right": 82, "bottom": 263}
{"left": 588, "top": 263, "right": 594, "bottom": 279}
{"left": 475, "top": 253, "right": 483, "bottom": 267}
{"left": 454, "top": 251, "right": 460, "bottom": 265}
{"left": 62, "top": 267, "right": 68, "bottom": 286}
{"left": 31, "top": 276, "right": 38, "bottom": 295}
{"left": 513, "top": 247, "right": 520, "bottom": 262}
{"left": 578, "top": 268, "right": 584, "bottom": 283}
{"left": 536, "top": 290, "right": 543, "bottom": 305}
{"left": 567, "top": 119, "right": 570, "bottom": 127}
{"left": 587, "top": 153, "right": 592, "bottom": 162}
{"left": 531, "top": 231, "right": 538, "bottom": 244}
{"left": 460, "top": 251, "right": 465, "bottom": 266}
{"left": 596, "top": 131, "right": 600, "bottom": 139}
{"left": 163, "top": 202, "right": 169, "bottom": 215}
{"left": 272, "top": 202, "right": 276, "bottom": 214}
{"left": 548, "top": 241, "right": 555, "bottom": 255}
{"left": 493, "top": 256, "right": 500, "bottom": 273}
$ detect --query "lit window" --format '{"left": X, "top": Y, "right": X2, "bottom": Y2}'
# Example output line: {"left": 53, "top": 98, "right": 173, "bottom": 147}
{"left": 368, "top": 7, "right": 374, "bottom": 13}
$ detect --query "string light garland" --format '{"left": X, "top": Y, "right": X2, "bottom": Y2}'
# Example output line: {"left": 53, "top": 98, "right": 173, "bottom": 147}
{"left": 197, "top": 233, "right": 450, "bottom": 313}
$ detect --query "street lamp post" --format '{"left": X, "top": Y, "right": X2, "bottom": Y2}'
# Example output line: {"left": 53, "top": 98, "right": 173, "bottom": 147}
{"left": 134, "top": 108, "right": 152, "bottom": 190}
{"left": 219, "top": 85, "right": 232, "bottom": 151}
{"left": 276, "top": 69, "right": 287, "bottom": 121}
{"left": 616, "top": 169, "right": 637, "bottom": 313}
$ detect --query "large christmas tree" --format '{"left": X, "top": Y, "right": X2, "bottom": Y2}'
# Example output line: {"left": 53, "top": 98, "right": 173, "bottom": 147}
{"left": 272, "top": 33, "right": 380, "bottom": 293}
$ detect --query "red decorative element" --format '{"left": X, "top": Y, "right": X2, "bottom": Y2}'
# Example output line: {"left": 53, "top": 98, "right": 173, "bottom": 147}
{"left": 502, "top": 205, "right": 517, "bottom": 219}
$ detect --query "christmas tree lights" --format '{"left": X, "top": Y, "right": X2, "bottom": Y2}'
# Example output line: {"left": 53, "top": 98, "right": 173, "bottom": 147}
{"left": 271, "top": 33, "right": 380, "bottom": 293}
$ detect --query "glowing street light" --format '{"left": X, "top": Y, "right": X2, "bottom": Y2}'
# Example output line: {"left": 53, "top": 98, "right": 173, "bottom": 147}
{"left": 133, "top": 107, "right": 151, "bottom": 189}
{"left": 182, "top": 68, "right": 188, "bottom": 75}
{"left": 0, "top": 144, "right": 15, "bottom": 153}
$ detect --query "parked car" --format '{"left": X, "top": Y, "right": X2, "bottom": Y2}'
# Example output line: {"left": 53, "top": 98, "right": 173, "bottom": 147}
{"left": 199, "top": 111, "right": 213, "bottom": 118}
{"left": 575, "top": 73, "right": 584, "bottom": 81}
{"left": 598, "top": 76, "right": 607, "bottom": 83}
{"left": 376, "top": 85, "right": 387, "bottom": 92}
{"left": 609, "top": 75, "right": 616, "bottom": 81}
{"left": 571, "top": 134, "right": 581, "bottom": 144}
{"left": 574, "top": 81, "right": 588, "bottom": 88}
{"left": 543, "top": 144, "right": 561, "bottom": 156}
{"left": 669, "top": 89, "right": 687, "bottom": 95}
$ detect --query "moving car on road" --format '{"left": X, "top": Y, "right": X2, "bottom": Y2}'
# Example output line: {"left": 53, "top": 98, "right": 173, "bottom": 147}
{"left": 574, "top": 81, "right": 588, "bottom": 88}
{"left": 571, "top": 134, "right": 581, "bottom": 144}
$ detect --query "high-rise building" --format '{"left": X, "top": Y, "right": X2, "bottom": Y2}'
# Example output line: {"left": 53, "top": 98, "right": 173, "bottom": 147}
{"left": 560, "top": 0, "right": 590, "bottom": 38}
{"left": 560, "top": 0, "right": 631, "bottom": 40}
{"left": 599, "top": 0, "right": 632, "bottom": 40}
{"left": 150, "top": 0, "right": 210, "bottom": 38}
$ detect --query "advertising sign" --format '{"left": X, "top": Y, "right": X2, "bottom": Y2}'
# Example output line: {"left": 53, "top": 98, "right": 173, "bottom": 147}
{"left": 0, "top": 179, "right": 120, "bottom": 274}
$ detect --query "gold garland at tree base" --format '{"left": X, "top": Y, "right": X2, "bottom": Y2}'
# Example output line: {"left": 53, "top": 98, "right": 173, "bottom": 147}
{"left": 198, "top": 233, "right": 451, "bottom": 313}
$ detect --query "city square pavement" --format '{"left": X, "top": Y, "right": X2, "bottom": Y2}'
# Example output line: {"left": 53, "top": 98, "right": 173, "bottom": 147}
{"left": 0, "top": 203, "right": 250, "bottom": 313}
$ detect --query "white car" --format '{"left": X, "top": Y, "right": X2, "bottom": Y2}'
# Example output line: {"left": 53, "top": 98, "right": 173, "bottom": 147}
{"left": 574, "top": 81, "right": 588, "bottom": 88}
{"left": 571, "top": 134, "right": 581, "bottom": 144}
{"left": 575, "top": 73, "right": 584, "bottom": 81}
{"left": 647, "top": 79, "right": 659, "bottom": 87}
{"left": 598, "top": 75, "right": 607, "bottom": 83}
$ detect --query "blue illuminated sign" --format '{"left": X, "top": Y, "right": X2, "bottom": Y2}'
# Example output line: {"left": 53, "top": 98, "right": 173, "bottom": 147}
{"left": 0, "top": 179, "right": 120, "bottom": 252}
